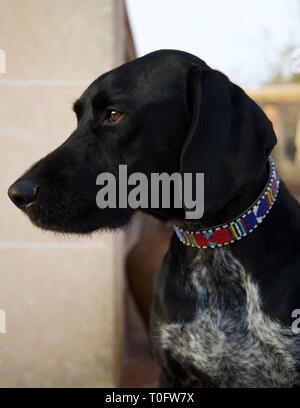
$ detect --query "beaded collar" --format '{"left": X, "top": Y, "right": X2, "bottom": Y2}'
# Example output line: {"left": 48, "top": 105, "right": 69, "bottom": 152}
{"left": 174, "top": 157, "right": 280, "bottom": 249}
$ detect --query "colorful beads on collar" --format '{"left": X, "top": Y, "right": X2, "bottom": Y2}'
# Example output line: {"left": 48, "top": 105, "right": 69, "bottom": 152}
{"left": 174, "top": 157, "right": 280, "bottom": 249}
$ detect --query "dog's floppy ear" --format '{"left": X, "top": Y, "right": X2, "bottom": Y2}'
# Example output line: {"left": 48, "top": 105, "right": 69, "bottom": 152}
{"left": 180, "top": 67, "right": 277, "bottom": 218}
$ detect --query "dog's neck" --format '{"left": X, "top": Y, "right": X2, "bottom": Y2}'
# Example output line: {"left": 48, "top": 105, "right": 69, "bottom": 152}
{"left": 170, "top": 180, "right": 300, "bottom": 325}
{"left": 144, "top": 163, "right": 270, "bottom": 227}
{"left": 186, "top": 166, "right": 269, "bottom": 229}
{"left": 174, "top": 158, "right": 281, "bottom": 249}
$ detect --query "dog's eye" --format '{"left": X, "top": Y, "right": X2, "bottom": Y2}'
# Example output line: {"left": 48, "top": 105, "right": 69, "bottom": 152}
{"left": 105, "top": 109, "right": 123, "bottom": 123}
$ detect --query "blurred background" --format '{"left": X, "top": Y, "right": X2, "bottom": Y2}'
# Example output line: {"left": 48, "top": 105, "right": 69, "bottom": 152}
{"left": 0, "top": 0, "right": 299, "bottom": 388}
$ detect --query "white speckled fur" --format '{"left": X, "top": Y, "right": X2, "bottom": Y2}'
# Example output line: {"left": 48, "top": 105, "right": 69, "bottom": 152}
{"left": 152, "top": 249, "right": 300, "bottom": 388}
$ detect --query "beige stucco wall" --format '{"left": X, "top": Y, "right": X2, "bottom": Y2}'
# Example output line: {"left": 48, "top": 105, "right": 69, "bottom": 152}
{"left": 0, "top": 0, "right": 126, "bottom": 387}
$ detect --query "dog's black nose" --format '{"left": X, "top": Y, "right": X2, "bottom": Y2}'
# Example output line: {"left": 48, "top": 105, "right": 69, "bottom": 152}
{"left": 8, "top": 179, "right": 39, "bottom": 209}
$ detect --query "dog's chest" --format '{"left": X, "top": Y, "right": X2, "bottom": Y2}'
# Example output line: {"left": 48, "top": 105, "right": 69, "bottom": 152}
{"left": 153, "top": 249, "right": 300, "bottom": 388}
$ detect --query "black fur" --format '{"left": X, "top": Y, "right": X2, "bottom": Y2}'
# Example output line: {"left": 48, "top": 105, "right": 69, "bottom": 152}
{"left": 8, "top": 50, "right": 300, "bottom": 387}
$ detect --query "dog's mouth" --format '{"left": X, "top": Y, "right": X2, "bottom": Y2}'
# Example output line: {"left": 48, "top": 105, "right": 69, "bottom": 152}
{"left": 8, "top": 178, "right": 99, "bottom": 233}
{"left": 23, "top": 199, "right": 95, "bottom": 233}
{"left": 21, "top": 197, "right": 133, "bottom": 234}
{"left": 8, "top": 176, "right": 134, "bottom": 233}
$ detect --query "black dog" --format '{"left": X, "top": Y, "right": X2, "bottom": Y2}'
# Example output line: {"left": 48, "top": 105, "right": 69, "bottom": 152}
{"left": 8, "top": 50, "right": 300, "bottom": 387}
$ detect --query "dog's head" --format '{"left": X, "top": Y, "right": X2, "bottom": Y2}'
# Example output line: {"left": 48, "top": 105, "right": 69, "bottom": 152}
{"left": 8, "top": 50, "right": 276, "bottom": 233}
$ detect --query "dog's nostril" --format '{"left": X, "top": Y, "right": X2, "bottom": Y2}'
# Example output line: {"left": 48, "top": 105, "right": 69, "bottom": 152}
{"left": 8, "top": 179, "right": 39, "bottom": 210}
